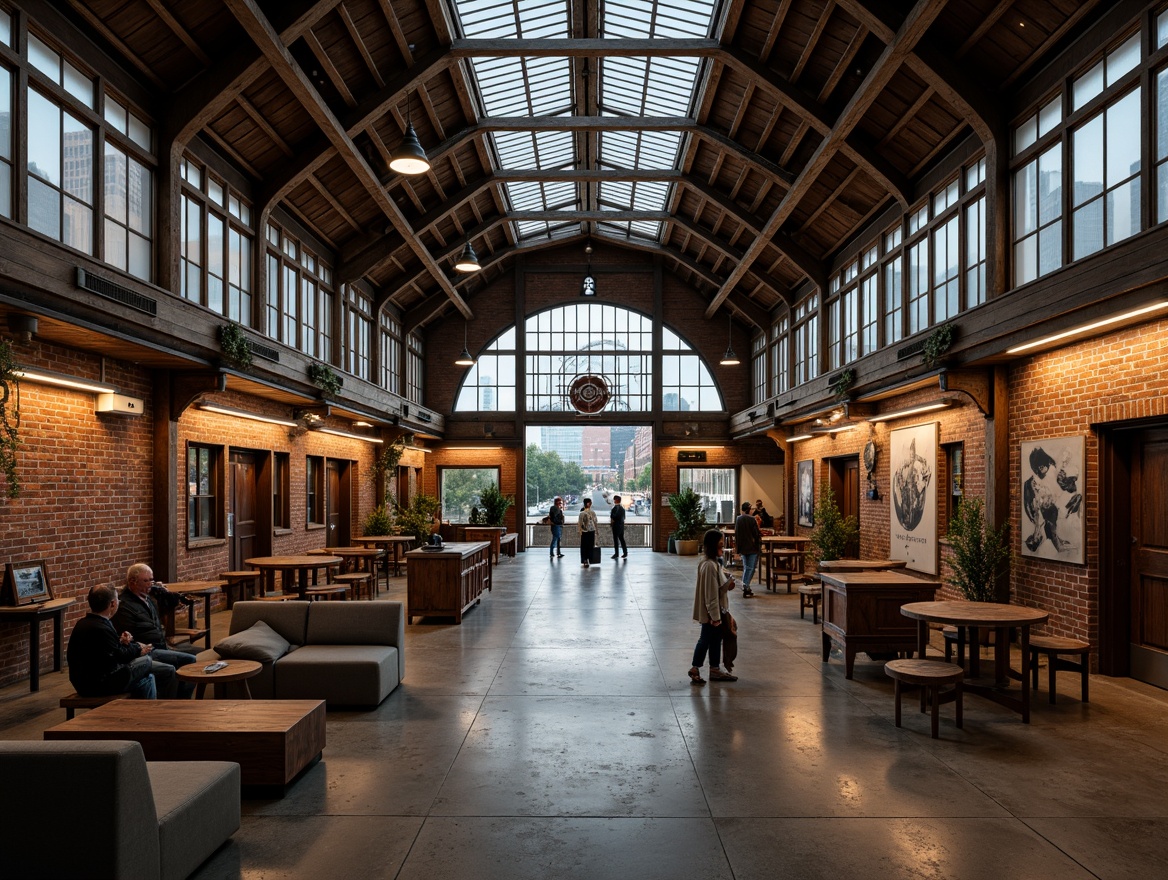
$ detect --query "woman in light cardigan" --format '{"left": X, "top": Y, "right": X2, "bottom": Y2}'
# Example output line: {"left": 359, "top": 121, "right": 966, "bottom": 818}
{"left": 578, "top": 497, "right": 598, "bottom": 568}
{"left": 689, "top": 528, "right": 738, "bottom": 684}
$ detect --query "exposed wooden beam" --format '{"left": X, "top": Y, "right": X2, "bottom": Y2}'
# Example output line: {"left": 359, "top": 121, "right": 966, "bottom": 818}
{"left": 142, "top": 0, "right": 211, "bottom": 66}
{"left": 303, "top": 28, "right": 357, "bottom": 107}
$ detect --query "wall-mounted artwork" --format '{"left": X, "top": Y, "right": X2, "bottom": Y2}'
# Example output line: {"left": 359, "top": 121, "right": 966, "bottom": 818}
{"left": 1021, "top": 436, "right": 1085, "bottom": 564}
{"left": 797, "top": 460, "right": 814, "bottom": 528}
{"left": 890, "top": 422, "right": 938, "bottom": 575}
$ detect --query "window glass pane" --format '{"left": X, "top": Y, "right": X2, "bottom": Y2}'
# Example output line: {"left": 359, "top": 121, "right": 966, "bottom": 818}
{"left": 1106, "top": 178, "right": 1140, "bottom": 245}
{"left": 104, "top": 96, "right": 127, "bottom": 133}
{"left": 1038, "top": 219, "right": 1062, "bottom": 276}
{"left": 1038, "top": 145, "right": 1062, "bottom": 226}
{"left": 1073, "top": 61, "right": 1104, "bottom": 111}
{"left": 105, "top": 143, "right": 127, "bottom": 222}
{"left": 63, "top": 61, "right": 92, "bottom": 109}
{"left": 1013, "top": 115, "right": 1037, "bottom": 155}
{"left": 63, "top": 197, "right": 92, "bottom": 253}
{"left": 27, "top": 34, "right": 59, "bottom": 83}
{"left": 1014, "top": 234, "right": 1037, "bottom": 285}
{"left": 1106, "top": 34, "right": 1140, "bottom": 86}
{"left": 62, "top": 111, "right": 93, "bottom": 203}
{"left": 1106, "top": 89, "right": 1141, "bottom": 186}
{"left": 1038, "top": 96, "right": 1062, "bottom": 137}
{"left": 0, "top": 66, "right": 9, "bottom": 162}
{"left": 1073, "top": 202, "right": 1103, "bottom": 260}
{"left": 0, "top": 164, "right": 9, "bottom": 218}
{"left": 1072, "top": 115, "right": 1103, "bottom": 208}
{"left": 1158, "top": 69, "right": 1168, "bottom": 162}
{"left": 129, "top": 232, "right": 151, "bottom": 281}
{"left": 0, "top": 10, "right": 9, "bottom": 45}
{"left": 27, "top": 176, "right": 59, "bottom": 238}
{"left": 1160, "top": 9, "right": 1168, "bottom": 50}
{"left": 1160, "top": 162, "right": 1168, "bottom": 224}
{"left": 104, "top": 218, "right": 126, "bottom": 270}
{"left": 1014, "top": 158, "right": 1037, "bottom": 234}
{"left": 27, "top": 91, "right": 60, "bottom": 186}
{"left": 128, "top": 112, "right": 151, "bottom": 151}
{"left": 128, "top": 158, "right": 151, "bottom": 233}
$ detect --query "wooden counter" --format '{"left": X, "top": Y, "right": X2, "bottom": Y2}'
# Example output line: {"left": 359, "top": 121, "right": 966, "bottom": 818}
{"left": 820, "top": 570, "right": 940, "bottom": 679}
{"left": 405, "top": 541, "right": 492, "bottom": 624}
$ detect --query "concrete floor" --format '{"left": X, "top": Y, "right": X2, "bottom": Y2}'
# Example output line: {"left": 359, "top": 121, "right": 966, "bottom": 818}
{"left": 3, "top": 550, "right": 1168, "bottom": 879}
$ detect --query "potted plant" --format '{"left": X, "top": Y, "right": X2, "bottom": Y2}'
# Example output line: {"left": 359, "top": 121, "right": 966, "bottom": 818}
{"left": 806, "top": 484, "right": 859, "bottom": 564}
{"left": 829, "top": 368, "right": 856, "bottom": 402}
{"left": 394, "top": 493, "right": 441, "bottom": 544}
{"left": 945, "top": 497, "right": 1010, "bottom": 602}
{"left": 362, "top": 504, "right": 394, "bottom": 537}
{"left": 477, "top": 483, "right": 513, "bottom": 527}
{"left": 307, "top": 362, "right": 343, "bottom": 397}
{"left": 668, "top": 486, "right": 707, "bottom": 555}
{"left": 370, "top": 435, "right": 407, "bottom": 503}
{"left": 921, "top": 323, "right": 954, "bottom": 369}
{"left": 218, "top": 323, "right": 253, "bottom": 370}
{"left": 0, "top": 339, "right": 21, "bottom": 499}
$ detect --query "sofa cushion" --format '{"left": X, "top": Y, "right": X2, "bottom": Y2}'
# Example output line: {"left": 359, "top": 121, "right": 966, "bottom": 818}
{"left": 305, "top": 601, "right": 403, "bottom": 646}
{"left": 148, "top": 761, "right": 240, "bottom": 880}
{"left": 228, "top": 601, "right": 309, "bottom": 646}
{"left": 214, "top": 619, "right": 292, "bottom": 663}
{"left": 274, "top": 645, "right": 400, "bottom": 707}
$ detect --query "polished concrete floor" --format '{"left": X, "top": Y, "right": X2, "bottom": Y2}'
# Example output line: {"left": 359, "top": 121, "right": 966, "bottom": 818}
{"left": 2, "top": 550, "right": 1168, "bottom": 879}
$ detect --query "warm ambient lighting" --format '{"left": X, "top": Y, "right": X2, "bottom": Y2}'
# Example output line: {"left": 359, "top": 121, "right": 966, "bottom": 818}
{"left": 1005, "top": 301, "right": 1168, "bottom": 354}
{"left": 719, "top": 313, "right": 740, "bottom": 366}
{"left": 388, "top": 92, "right": 431, "bottom": 175}
{"left": 868, "top": 401, "right": 953, "bottom": 423}
{"left": 314, "top": 427, "right": 383, "bottom": 443}
{"left": 354, "top": 421, "right": 373, "bottom": 428}
{"left": 14, "top": 368, "right": 116, "bottom": 394}
{"left": 454, "top": 321, "right": 476, "bottom": 366}
{"left": 196, "top": 403, "right": 300, "bottom": 427}
{"left": 812, "top": 424, "right": 858, "bottom": 435}
{"left": 787, "top": 434, "right": 813, "bottom": 443}
{"left": 454, "top": 240, "right": 481, "bottom": 273}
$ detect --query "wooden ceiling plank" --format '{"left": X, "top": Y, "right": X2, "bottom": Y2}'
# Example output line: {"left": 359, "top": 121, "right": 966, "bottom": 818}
{"left": 799, "top": 166, "right": 860, "bottom": 232}
{"left": 141, "top": 0, "right": 212, "bottom": 66}
{"left": 841, "top": 134, "right": 911, "bottom": 205}
{"left": 758, "top": 0, "right": 795, "bottom": 65}
{"left": 310, "top": 174, "right": 363, "bottom": 233}
{"left": 303, "top": 28, "right": 357, "bottom": 108}
{"left": 1001, "top": 0, "right": 1106, "bottom": 89}
{"left": 955, "top": 0, "right": 1015, "bottom": 58}
{"left": 878, "top": 85, "right": 934, "bottom": 147}
{"left": 339, "top": 3, "right": 385, "bottom": 88}
{"left": 236, "top": 93, "right": 295, "bottom": 156}
{"left": 818, "top": 25, "right": 867, "bottom": 104}
{"left": 65, "top": 0, "right": 166, "bottom": 89}
{"left": 374, "top": 0, "right": 414, "bottom": 65}
{"left": 202, "top": 126, "right": 261, "bottom": 178}
{"left": 791, "top": 0, "right": 836, "bottom": 85}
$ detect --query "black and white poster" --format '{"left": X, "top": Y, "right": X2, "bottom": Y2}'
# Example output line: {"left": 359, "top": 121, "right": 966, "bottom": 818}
{"left": 890, "top": 422, "right": 938, "bottom": 575}
{"left": 1021, "top": 436, "right": 1085, "bottom": 564}
{"left": 796, "top": 460, "right": 814, "bottom": 528}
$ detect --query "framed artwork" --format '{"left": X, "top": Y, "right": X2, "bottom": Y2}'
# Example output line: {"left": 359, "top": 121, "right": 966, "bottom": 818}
{"left": 797, "top": 460, "right": 814, "bottom": 528}
{"left": 1020, "top": 436, "right": 1085, "bottom": 564}
{"left": 4, "top": 561, "right": 52, "bottom": 606}
{"left": 890, "top": 422, "right": 938, "bottom": 575}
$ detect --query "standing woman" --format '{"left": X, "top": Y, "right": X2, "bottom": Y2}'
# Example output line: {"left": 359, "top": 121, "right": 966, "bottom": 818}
{"left": 578, "top": 497, "right": 598, "bottom": 568}
{"left": 689, "top": 528, "right": 738, "bottom": 684}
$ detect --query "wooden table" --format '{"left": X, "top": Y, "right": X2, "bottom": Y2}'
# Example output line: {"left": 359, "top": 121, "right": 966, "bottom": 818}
{"left": 817, "top": 559, "right": 908, "bottom": 572}
{"left": 464, "top": 526, "right": 507, "bottom": 565}
{"left": 44, "top": 699, "right": 326, "bottom": 793}
{"left": 0, "top": 597, "right": 76, "bottom": 692}
{"left": 354, "top": 535, "right": 417, "bottom": 577}
{"left": 405, "top": 541, "right": 491, "bottom": 623}
{"left": 177, "top": 659, "right": 263, "bottom": 699}
{"left": 762, "top": 544, "right": 805, "bottom": 592}
{"left": 317, "top": 546, "right": 383, "bottom": 573}
{"left": 901, "top": 600, "right": 1050, "bottom": 723}
{"left": 245, "top": 556, "right": 341, "bottom": 600}
{"left": 820, "top": 571, "right": 940, "bottom": 679}
{"left": 166, "top": 582, "right": 224, "bottom": 649}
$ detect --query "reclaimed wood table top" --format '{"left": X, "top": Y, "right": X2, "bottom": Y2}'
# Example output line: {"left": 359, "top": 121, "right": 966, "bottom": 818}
{"left": 817, "top": 559, "right": 908, "bottom": 572}
{"left": 0, "top": 596, "right": 75, "bottom": 616}
{"left": 177, "top": 659, "right": 262, "bottom": 685}
{"left": 900, "top": 600, "right": 1050, "bottom": 627}
{"left": 45, "top": 698, "right": 324, "bottom": 733}
{"left": 354, "top": 535, "right": 416, "bottom": 545}
{"left": 166, "top": 581, "right": 225, "bottom": 594}
{"left": 819, "top": 570, "right": 934, "bottom": 587}
{"left": 761, "top": 535, "right": 811, "bottom": 544}
{"left": 246, "top": 555, "right": 341, "bottom": 567}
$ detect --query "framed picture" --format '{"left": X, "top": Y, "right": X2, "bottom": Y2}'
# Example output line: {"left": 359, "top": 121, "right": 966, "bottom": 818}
{"left": 1020, "top": 436, "right": 1085, "bottom": 564}
{"left": 797, "top": 460, "right": 814, "bottom": 528}
{"left": 890, "top": 422, "right": 938, "bottom": 575}
{"left": 4, "top": 561, "right": 52, "bottom": 606}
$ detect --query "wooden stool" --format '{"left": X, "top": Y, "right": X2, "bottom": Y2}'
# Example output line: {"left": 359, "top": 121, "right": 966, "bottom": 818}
{"left": 60, "top": 692, "right": 128, "bottom": 720}
{"left": 1028, "top": 635, "right": 1092, "bottom": 703}
{"left": 305, "top": 585, "right": 348, "bottom": 601}
{"left": 884, "top": 659, "right": 964, "bottom": 738}
{"left": 219, "top": 570, "right": 261, "bottom": 608}
{"left": 332, "top": 572, "right": 372, "bottom": 600}
{"left": 798, "top": 583, "right": 822, "bottom": 624}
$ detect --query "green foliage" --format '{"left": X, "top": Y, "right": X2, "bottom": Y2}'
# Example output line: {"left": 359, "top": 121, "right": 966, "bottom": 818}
{"left": 807, "top": 484, "right": 859, "bottom": 563}
{"left": 218, "top": 323, "right": 253, "bottom": 369}
{"left": 362, "top": 504, "right": 394, "bottom": 536}
{"left": 370, "top": 435, "right": 407, "bottom": 502}
{"left": 468, "top": 506, "right": 484, "bottom": 525}
{"left": 829, "top": 368, "right": 856, "bottom": 401}
{"left": 945, "top": 497, "right": 1010, "bottom": 601}
{"left": 525, "top": 443, "right": 586, "bottom": 503}
{"left": 0, "top": 339, "right": 20, "bottom": 499}
{"left": 442, "top": 468, "right": 497, "bottom": 522}
{"left": 634, "top": 461, "right": 652, "bottom": 492}
{"left": 667, "top": 486, "right": 707, "bottom": 541}
{"left": 395, "top": 493, "right": 441, "bottom": 544}
{"left": 477, "top": 482, "right": 513, "bottom": 526}
{"left": 307, "top": 362, "right": 342, "bottom": 397}
{"left": 922, "top": 323, "right": 954, "bottom": 368}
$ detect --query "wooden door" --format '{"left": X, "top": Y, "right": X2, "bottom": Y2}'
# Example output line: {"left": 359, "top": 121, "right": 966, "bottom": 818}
{"left": 1131, "top": 427, "right": 1168, "bottom": 689}
{"left": 327, "top": 459, "right": 351, "bottom": 547}
{"left": 829, "top": 456, "right": 861, "bottom": 558}
{"left": 229, "top": 451, "right": 258, "bottom": 570}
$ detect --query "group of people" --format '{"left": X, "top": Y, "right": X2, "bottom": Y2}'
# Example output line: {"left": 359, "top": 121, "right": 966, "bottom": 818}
{"left": 66, "top": 563, "right": 198, "bottom": 700}
{"left": 547, "top": 495, "right": 628, "bottom": 568}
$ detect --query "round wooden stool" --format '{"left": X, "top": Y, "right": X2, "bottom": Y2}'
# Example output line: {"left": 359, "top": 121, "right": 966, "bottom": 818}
{"left": 885, "top": 658, "right": 964, "bottom": 738}
{"left": 1028, "top": 635, "right": 1092, "bottom": 703}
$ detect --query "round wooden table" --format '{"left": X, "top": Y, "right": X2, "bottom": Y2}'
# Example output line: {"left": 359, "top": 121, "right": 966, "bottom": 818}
{"left": 176, "top": 659, "right": 263, "bottom": 699}
{"left": 245, "top": 556, "right": 341, "bottom": 600}
{"left": 353, "top": 535, "right": 417, "bottom": 576}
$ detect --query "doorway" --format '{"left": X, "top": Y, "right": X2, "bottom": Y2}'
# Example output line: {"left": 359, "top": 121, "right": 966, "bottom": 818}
{"left": 828, "top": 456, "right": 861, "bottom": 558}
{"left": 1130, "top": 427, "right": 1168, "bottom": 689}
{"left": 229, "top": 451, "right": 258, "bottom": 570}
{"left": 326, "top": 459, "right": 352, "bottom": 547}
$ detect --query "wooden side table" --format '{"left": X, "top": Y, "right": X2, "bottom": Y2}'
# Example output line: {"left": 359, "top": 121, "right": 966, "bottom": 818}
{"left": 176, "top": 659, "right": 263, "bottom": 699}
{"left": 0, "top": 597, "right": 77, "bottom": 692}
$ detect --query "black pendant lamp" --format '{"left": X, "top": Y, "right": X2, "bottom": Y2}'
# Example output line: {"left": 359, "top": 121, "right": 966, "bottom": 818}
{"left": 454, "top": 322, "right": 476, "bottom": 366}
{"left": 389, "top": 93, "right": 431, "bottom": 176}
{"left": 454, "top": 240, "right": 481, "bottom": 273}
{"left": 719, "top": 313, "right": 740, "bottom": 366}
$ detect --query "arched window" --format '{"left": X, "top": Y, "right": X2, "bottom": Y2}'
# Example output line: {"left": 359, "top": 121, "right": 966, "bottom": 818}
{"left": 453, "top": 303, "right": 724, "bottom": 413}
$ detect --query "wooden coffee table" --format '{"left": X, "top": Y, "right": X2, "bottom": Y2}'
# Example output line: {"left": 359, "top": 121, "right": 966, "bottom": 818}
{"left": 177, "top": 659, "right": 263, "bottom": 699}
{"left": 44, "top": 699, "right": 325, "bottom": 793}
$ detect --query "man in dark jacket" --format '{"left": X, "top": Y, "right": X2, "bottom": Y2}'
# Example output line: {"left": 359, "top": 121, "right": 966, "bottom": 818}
{"left": 549, "top": 497, "right": 565, "bottom": 559}
{"left": 112, "top": 563, "right": 196, "bottom": 697}
{"left": 610, "top": 494, "right": 628, "bottom": 559}
{"left": 735, "top": 501, "right": 761, "bottom": 597}
{"left": 67, "top": 585, "right": 159, "bottom": 698}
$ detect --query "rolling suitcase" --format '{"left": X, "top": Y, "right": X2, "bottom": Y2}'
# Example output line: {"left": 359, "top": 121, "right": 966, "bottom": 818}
{"left": 590, "top": 546, "right": 602, "bottom": 564}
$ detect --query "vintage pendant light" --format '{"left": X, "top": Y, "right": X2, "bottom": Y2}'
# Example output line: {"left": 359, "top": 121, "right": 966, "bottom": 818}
{"left": 719, "top": 313, "right": 740, "bottom": 365}
{"left": 389, "top": 93, "right": 431, "bottom": 175}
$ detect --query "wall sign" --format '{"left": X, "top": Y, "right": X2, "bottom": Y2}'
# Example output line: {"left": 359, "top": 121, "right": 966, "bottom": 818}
{"left": 890, "top": 422, "right": 938, "bottom": 575}
{"left": 568, "top": 375, "right": 610, "bottom": 414}
{"left": 678, "top": 450, "right": 706, "bottom": 462}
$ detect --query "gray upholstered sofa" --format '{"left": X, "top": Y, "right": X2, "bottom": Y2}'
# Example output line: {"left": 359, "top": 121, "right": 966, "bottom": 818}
{"left": 0, "top": 739, "right": 239, "bottom": 880}
{"left": 199, "top": 600, "right": 405, "bottom": 707}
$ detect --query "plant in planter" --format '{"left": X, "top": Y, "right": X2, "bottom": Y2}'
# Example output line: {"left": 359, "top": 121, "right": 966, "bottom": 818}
{"left": 806, "top": 484, "right": 859, "bottom": 564}
{"left": 394, "top": 493, "right": 440, "bottom": 544}
{"left": 307, "top": 362, "right": 343, "bottom": 397}
{"left": 477, "top": 483, "right": 513, "bottom": 527}
{"left": 667, "top": 486, "right": 707, "bottom": 555}
{"left": 362, "top": 504, "right": 394, "bottom": 536}
{"left": 921, "top": 323, "right": 954, "bottom": 369}
{"left": 945, "top": 497, "right": 1010, "bottom": 602}
{"left": 218, "top": 323, "right": 253, "bottom": 370}
{"left": 370, "top": 435, "right": 407, "bottom": 503}
{"left": 828, "top": 368, "right": 856, "bottom": 402}
{"left": 0, "top": 338, "right": 21, "bottom": 499}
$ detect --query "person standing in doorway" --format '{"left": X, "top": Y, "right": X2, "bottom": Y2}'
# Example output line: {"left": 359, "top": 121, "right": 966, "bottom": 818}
{"left": 735, "top": 501, "right": 761, "bottom": 598}
{"left": 549, "top": 496, "right": 565, "bottom": 559}
{"left": 578, "top": 497, "right": 598, "bottom": 568}
{"left": 610, "top": 494, "right": 628, "bottom": 559}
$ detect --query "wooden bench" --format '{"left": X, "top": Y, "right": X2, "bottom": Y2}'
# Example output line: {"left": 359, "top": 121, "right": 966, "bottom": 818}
{"left": 59, "top": 692, "right": 128, "bottom": 720}
{"left": 305, "top": 585, "right": 348, "bottom": 601}
{"left": 331, "top": 571, "right": 373, "bottom": 600}
{"left": 797, "top": 583, "right": 822, "bottom": 624}
{"left": 884, "top": 659, "right": 964, "bottom": 739}
{"left": 1028, "top": 635, "right": 1092, "bottom": 703}
{"left": 499, "top": 533, "right": 518, "bottom": 558}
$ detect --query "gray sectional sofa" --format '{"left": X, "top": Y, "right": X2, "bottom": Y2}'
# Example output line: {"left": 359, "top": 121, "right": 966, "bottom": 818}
{"left": 0, "top": 739, "right": 239, "bottom": 880}
{"left": 199, "top": 600, "right": 405, "bottom": 707}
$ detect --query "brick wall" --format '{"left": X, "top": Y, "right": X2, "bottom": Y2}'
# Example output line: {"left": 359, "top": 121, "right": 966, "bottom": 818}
{"left": 425, "top": 446, "right": 520, "bottom": 534}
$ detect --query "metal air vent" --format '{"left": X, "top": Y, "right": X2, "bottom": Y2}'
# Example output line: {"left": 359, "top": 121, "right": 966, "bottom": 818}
{"left": 76, "top": 268, "right": 157, "bottom": 316}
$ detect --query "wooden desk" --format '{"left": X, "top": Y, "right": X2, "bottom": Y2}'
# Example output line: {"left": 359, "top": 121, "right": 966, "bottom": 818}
{"left": 45, "top": 699, "right": 326, "bottom": 793}
{"left": 405, "top": 541, "right": 491, "bottom": 623}
{"left": 166, "top": 582, "right": 223, "bottom": 649}
{"left": 464, "top": 526, "right": 507, "bottom": 565}
{"left": 901, "top": 600, "right": 1050, "bottom": 723}
{"left": 0, "top": 597, "right": 76, "bottom": 692}
{"left": 820, "top": 571, "right": 939, "bottom": 679}
{"left": 246, "top": 556, "right": 341, "bottom": 600}
{"left": 817, "top": 559, "right": 908, "bottom": 572}
{"left": 353, "top": 535, "right": 416, "bottom": 577}
{"left": 763, "top": 544, "right": 805, "bottom": 593}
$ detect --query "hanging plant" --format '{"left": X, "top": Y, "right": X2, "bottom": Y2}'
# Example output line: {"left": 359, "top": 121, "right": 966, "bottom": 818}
{"left": 370, "top": 434, "right": 407, "bottom": 501}
{"left": 828, "top": 368, "right": 856, "bottom": 401}
{"left": 308, "top": 362, "right": 342, "bottom": 397}
{"left": 922, "top": 323, "right": 955, "bottom": 369}
{"left": 218, "top": 323, "right": 253, "bottom": 369}
{"left": 0, "top": 339, "right": 22, "bottom": 499}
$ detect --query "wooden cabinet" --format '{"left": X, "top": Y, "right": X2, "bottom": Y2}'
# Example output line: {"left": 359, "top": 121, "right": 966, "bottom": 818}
{"left": 405, "top": 542, "right": 492, "bottom": 624}
{"left": 463, "top": 526, "right": 507, "bottom": 564}
{"left": 820, "top": 571, "right": 939, "bottom": 679}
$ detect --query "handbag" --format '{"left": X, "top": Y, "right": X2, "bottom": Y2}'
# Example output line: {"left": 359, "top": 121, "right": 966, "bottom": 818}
{"left": 722, "top": 611, "right": 738, "bottom": 671}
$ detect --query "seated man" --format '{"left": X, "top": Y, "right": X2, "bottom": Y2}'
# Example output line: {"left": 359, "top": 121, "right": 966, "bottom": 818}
{"left": 67, "top": 585, "right": 159, "bottom": 699}
{"left": 112, "top": 563, "right": 196, "bottom": 698}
